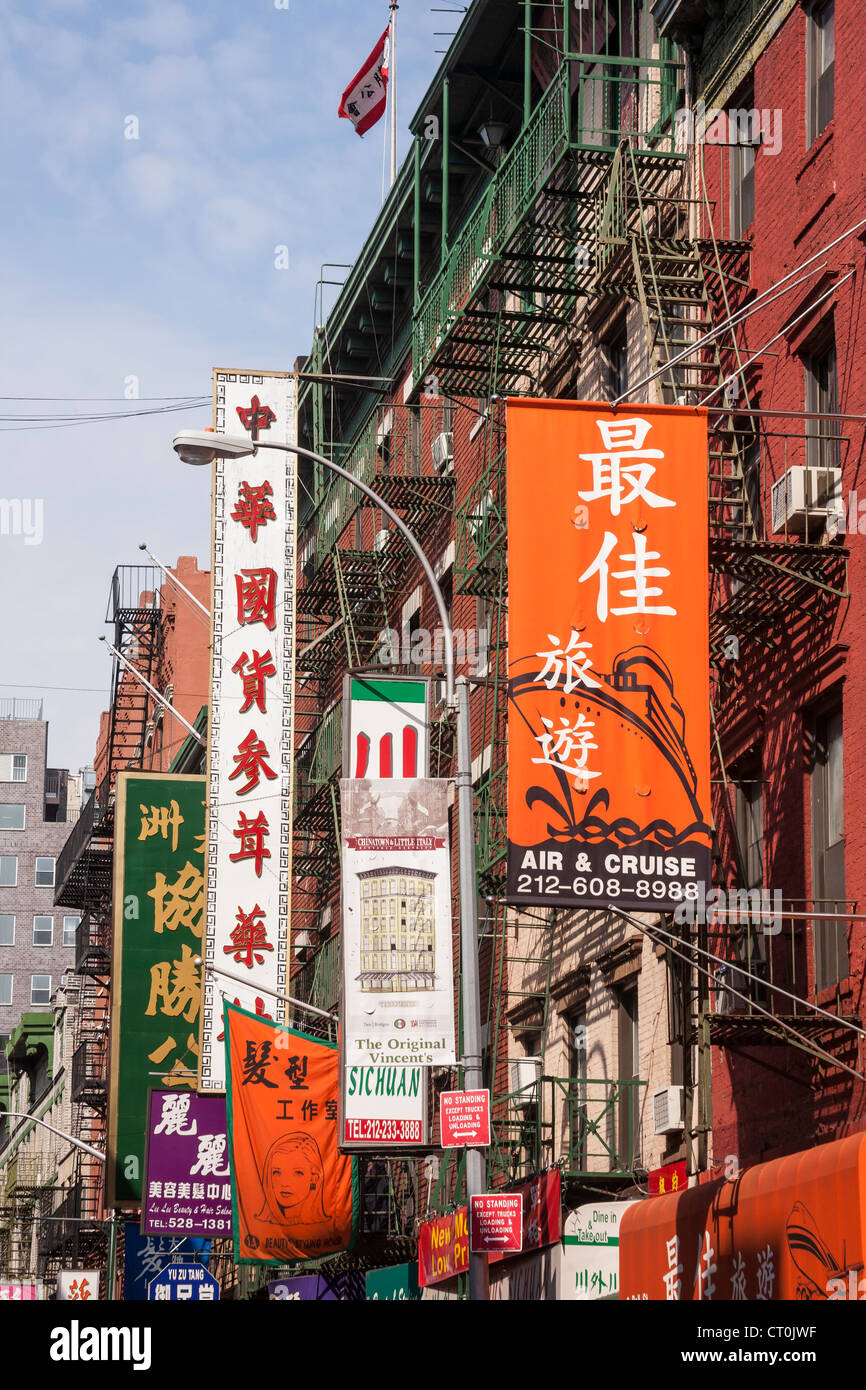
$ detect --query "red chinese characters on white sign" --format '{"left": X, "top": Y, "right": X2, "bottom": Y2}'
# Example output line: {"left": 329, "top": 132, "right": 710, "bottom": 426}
{"left": 200, "top": 370, "right": 297, "bottom": 1092}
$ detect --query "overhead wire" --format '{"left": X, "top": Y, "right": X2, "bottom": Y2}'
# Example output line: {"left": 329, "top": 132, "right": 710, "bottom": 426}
{"left": 607, "top": 907, "right": 866, "bottom": 1083}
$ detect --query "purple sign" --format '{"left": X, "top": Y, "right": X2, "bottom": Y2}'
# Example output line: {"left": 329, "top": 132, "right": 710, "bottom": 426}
{"left": 142, "top": 1090, "right": 232, "bottom": 1240}
{"left": 267, "top": 1272, "right": 366, "bottom": 1301}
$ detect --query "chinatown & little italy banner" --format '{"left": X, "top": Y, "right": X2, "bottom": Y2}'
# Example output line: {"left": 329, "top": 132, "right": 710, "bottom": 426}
{"left": 340, "top": 778, "right": 456, "bottom": 1068}
{"left": 224, "top": 1003, "right": 358, "bottom": 1264}
{"left": 506, "top": 400, "right": 711, "bottom": 913}
{"left": 199, "top": 369, "right": 298, "bottom": 1092}
{"left": 142, "top": 1090, "right": 232, "bottom": 1241}
{"left": 108, "top": 773, "right": 206, "bottom": 1208}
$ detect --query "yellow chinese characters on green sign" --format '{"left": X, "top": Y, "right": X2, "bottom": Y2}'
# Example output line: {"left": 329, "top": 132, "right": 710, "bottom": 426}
{"left": 109, "top": 774, "right": 206, "bottom": 1209}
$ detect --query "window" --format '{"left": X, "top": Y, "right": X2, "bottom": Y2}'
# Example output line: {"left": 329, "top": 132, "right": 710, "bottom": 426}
{"left": 602, "top": 326, "right": 628, "bottom": 401}
{"left": 617, "top": 984, "right": 640, "bottom": 1168}
{"left": 475, "top": 595, "right": 492, "bottom": 678}
{"left": 0, "top": 805, "right": 25, "bottom": 831}
{"left": 735, "top": 760, "right": 764, "bottom": 890}
{"left": 407, "top": 608, "right": 423, "bottom": 674}
{"left": 569, "top": 1013, "right": 588, "bottom": 1169}
{"left": 667, "top": 951, "right": 685, "bottom": 1084}
{"left": 743, "top": 438, "right": 763, "bottom": 538}
{"left": 733, "top": 754, "right": 767, "bottom": 997}
{"left": 0, "top": 916, "right": 13, "bottom": 947}
{"left": 804, "top": 336, "right": 840, "bottom": 473}
{"left": 408, "top": 405, "right": 422, "bottom": 476}
{"left": 33, "top": 916, "right": 53, "bottom": 947}
{"left": 30, "top": 975, "right": 52, "bottom": 1005}
{"left": 35, "top": 857, "right": 55, "bottom": 887}
{"left": 811, "top": 705, "right": 846, "bottom": 989}
{"left": 807, "top": 1, "right": 834, "bottom": 146}
{"left": 62, "top": 915, "right": 80, "bottom": 948}
{"left": 0, "top": 857, "right": 17, "bottom": 887}
{"left": 0, "top": 755, "right": 27, "bottom": 783}
{"left": 729, "top": 90, "right": 756, "bottom": 237}
{"left": 0, "top": 976, "right": 11, "bottom": 1007}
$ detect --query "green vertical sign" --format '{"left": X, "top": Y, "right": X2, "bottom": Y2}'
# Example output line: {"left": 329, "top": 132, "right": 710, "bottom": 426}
{"left": 108, "top": 773, "right": 206, "bottom": 1208}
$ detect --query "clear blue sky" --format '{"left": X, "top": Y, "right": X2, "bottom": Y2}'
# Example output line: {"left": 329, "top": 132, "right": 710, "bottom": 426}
{"left": 0, "top": 0, "right": 460, "bottom": 770}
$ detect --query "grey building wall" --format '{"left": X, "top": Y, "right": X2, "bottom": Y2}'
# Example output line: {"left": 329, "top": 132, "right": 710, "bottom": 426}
{"left": 0, "top": 718, "right": 77, "bottom": 1044}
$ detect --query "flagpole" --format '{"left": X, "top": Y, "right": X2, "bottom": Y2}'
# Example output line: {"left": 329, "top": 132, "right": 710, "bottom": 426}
{"left": 389, "top": 1, "right": 398, "bottom": 189}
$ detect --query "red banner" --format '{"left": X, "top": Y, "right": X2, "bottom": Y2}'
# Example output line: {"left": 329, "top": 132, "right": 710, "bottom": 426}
{"left": 418, "top": 1209, "right": 470, "bottom": 1287}
{"left": 338, "top": 27, "right": 390, "bottom": 137}
{"left": 418, "top": 1169, "right": 561, "bottom": 1286}
{"left": 648, "top": 1160, "right": 687, "bottom": 1197}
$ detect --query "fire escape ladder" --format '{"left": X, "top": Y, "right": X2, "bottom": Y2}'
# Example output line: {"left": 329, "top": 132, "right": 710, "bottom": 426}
{"left": 631, "top": 228, "right": 759, "bottom": 542}
{"left": 486, "top": 906, "right": 559, "bottom": 1188}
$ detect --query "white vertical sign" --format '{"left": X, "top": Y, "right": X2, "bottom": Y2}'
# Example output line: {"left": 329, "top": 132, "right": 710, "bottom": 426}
{"left": 199, "top": 369, "right": 297, "bottom": 1092}
{"left": 340, "top": 778, "right": 456, "bottom": 1069}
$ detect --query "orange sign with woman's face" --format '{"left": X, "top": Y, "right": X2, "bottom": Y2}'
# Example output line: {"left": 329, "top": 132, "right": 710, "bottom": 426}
{"left": 506, "top": 400, "right": 711, "bottom": 912}
{"left": 225, "top": 1004, "right": 357, "bottom": 1264}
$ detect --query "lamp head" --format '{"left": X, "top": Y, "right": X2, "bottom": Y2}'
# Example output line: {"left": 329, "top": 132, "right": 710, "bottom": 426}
{"left": 173, "top": 430, "right": 255, "bottom": 465}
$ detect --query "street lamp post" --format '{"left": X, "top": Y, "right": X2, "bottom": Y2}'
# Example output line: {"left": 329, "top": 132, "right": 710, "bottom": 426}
{"left": 1, "top": 1112, "right": 117, "bottom": 1298}
{"left": 174, "top": 429, "right": 490, "bottom": 1300}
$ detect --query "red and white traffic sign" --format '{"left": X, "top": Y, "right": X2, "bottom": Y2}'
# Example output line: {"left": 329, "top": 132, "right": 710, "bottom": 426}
{"left": 440, "top": 1089, "right": 491, "bottom": 1148}
{"left": 469, "top": 1194, "right": 523, "bottom": 1254}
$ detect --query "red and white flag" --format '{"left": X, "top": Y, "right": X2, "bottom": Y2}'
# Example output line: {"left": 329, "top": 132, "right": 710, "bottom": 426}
{"left": 338, "top": 26, "right": 390, "bottom": 137}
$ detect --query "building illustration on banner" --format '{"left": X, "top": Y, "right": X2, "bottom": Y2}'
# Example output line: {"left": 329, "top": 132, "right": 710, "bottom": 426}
{"left": 358, "top": 866, "right": 436, "bottom": 993}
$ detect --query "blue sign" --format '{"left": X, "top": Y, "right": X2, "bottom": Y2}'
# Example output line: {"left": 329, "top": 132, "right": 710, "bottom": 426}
{"left": 123, "top": 1226, "right": 210, "bottom": 1301}
{"left": 148, "top": 1262, "right": 220, "bottom": 1301}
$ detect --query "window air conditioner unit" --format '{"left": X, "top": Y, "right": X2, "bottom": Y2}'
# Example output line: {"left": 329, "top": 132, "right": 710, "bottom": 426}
{"left": 293, "top": 930, "right": 312, "bottom": 960}
{"left": 771, "top": 465, "right": 842, "bottom": 535}
{"left": 511, "top": 1057, "right": 541, "bottom": 1107}
{"left": 431, "top": 431, "right": 454, "bottom": 474}
{"left": 652, "top": 1085, "right": 684, "bottom": 1135}
{"left": 374, "top": 528, "right": 390, "bottom": 553}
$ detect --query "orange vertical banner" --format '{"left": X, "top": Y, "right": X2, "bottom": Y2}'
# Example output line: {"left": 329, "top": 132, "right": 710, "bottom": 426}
{"left": 507, "top": 400, "right": 711, "bottom": 913}
{"left": 225, "top": 1003, "right": 358, "bottom": 1264}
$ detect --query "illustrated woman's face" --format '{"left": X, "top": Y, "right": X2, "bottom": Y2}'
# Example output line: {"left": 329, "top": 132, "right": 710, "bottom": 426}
{"left": 271, "top": 1152, "right": 313, "bottom": 1210}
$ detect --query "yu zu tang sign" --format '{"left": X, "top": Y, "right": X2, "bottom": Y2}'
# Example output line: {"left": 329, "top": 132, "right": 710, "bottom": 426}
{"left": 506, "top": 401, "right": 711, "bottom": 913}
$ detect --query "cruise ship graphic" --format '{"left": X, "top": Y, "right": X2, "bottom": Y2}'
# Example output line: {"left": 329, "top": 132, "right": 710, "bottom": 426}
{"left": 509, "top": 643, "right": 711, "bottom": 847}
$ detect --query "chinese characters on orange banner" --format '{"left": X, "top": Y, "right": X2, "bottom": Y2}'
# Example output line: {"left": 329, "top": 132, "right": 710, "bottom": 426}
{"left": 225, "top": 1005, "right": 357, "bottom": 1264}
{"left": 507, "top": 402, "right": 711, "bottom": 912}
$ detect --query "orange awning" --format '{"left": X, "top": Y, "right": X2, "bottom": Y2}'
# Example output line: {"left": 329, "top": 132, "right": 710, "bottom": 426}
{"left": 619, "top": 1132, "right": 866, "bottom": 1301}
